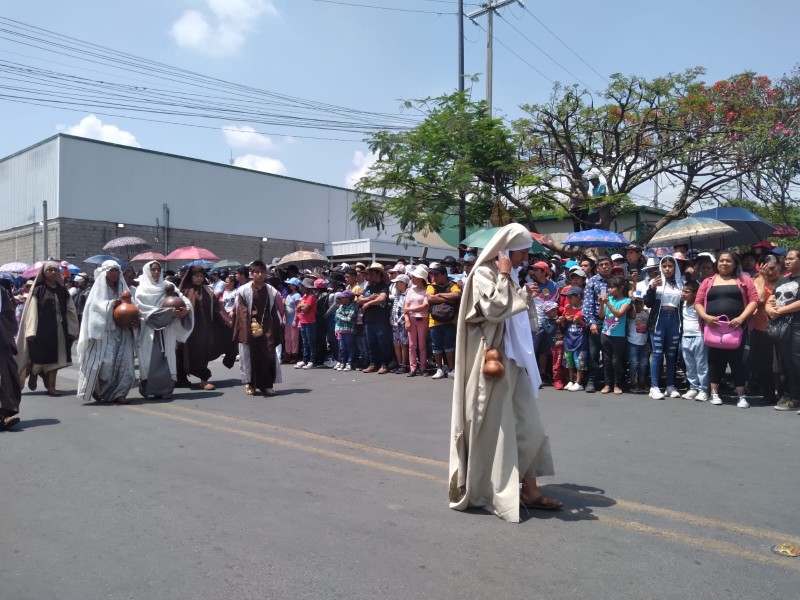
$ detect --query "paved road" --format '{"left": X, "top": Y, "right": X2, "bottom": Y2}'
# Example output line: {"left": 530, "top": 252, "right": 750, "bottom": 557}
{"left": 2, "top": 359, "right": 799, "bottom": 600}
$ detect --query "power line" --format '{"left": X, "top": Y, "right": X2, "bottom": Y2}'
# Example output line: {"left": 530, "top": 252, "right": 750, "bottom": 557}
{"left": 521, "top": 6, "right": 609, "bottom": 85}
{"left": 305, "top": 0, "right": 455, "bottom": 14}
{"left": 495, "top": 12, "right": 596, "bottom": 91}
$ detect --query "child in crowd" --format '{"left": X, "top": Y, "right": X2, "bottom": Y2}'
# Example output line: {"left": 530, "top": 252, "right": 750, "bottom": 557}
{"left": 680, "top": 280, "right": 709, "bottom": 401}
{"left": 627, "top": 291, "right": 650, "bottom": 393}
{"left": 600, "top": 276, "right": 632, "bottom": 394}
{"left": 561, "top": 286, "right": 587, "bottom": 392}
{"left": 390, "top": 274, "right": 410, "bottom": 374}
{"left": 542, "top": 301, "right": 566, "bottom": 389}
{"left": 334, "top": 290, "right": 358, "bottom": 371}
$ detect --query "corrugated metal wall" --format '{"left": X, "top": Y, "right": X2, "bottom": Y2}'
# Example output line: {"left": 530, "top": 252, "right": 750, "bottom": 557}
{"left": 0, "top": 137, "right": 60, "bottom": 230}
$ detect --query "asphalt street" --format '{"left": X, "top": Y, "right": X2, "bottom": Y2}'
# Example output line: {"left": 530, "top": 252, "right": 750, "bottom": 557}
{"left": 2, "top": 358, "right": 799, "bottom": 600}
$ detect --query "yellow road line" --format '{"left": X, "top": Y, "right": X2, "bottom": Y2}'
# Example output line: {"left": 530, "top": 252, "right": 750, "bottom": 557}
{"left": 126, "top": 405, "right": 442, "bottom": 483}
{"left": 126, "top": 403, "right": 800, "bottom": 572}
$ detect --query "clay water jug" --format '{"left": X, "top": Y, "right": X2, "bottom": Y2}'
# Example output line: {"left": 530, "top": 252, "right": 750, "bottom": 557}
{"left": 113, "top": 291, "right": 140, "bottom": 328}
{"left": 161, "top": 283, "right": 186, "bottom": 310}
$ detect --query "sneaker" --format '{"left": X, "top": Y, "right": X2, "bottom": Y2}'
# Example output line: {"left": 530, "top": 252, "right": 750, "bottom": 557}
{"left": 737, "top": 396, "right": 750, "bottom": 409}
{"left": 682, "top": 389, "right": 699, "bottom": 400}
{"left": 342, "top": 364, "right": 353, "bottom": 372}
{"left": 432, "top": 368, "right": 446, "bottom": 379}
{"left": 584, "top": 381, "right": 596, "bottom": 394}
{"left": 710, "top": 392, "right": 723, "bottom": 405}
{"left": 302, "top": 363, "right": 315, "bottom": 370}
{"left": 649, "top": 387, "right": 665, "bottom": 400}
{"left": 570, "top": 383, "right": 584, "bottom": 392}
{"left": 774, "top": 398, "right": 800, "bottom": 411}
{"left": 666, "top": 386, "right": 681, "bottom": 398}
{"left": 695, "top": 391, "right": 708, "bottom": 402}
{"left": 294, "top": 361, "right": 306, "bottom": 369}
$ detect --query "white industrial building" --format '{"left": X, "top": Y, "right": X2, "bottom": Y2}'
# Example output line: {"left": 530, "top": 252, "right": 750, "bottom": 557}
{"left": 0, "top": 134, "right": 454, "bottom": 267}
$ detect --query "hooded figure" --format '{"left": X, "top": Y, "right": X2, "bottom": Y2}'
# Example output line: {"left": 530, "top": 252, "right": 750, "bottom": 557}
{"left": 134, "top": 261, "right": 194, "bottom": 399}
{"left": 76, "top": 260, "right": 136, "bottom": 404}
{"left": 16, "top": 261, "right": 79, "bottom": 396}
{"left": 449, "top": 223, "right": 559, "bottom": 523}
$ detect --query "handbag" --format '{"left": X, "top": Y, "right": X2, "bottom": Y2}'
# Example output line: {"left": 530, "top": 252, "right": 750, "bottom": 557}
{"left": 766, "top": 316, "right": 792, "bottom": 344}
{"left": 703, "top": 315, "right": 743, "bottom": 350}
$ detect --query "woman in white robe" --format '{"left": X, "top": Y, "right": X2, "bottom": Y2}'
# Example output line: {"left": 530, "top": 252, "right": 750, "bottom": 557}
{"left": 134, "top": 261, "right": 194, "bottom": 399}
{"left": 449, "top": 223, "right": 561, "bottom": 522}
{"left": 76, "top": 260, "right": 137, "bottom": 404}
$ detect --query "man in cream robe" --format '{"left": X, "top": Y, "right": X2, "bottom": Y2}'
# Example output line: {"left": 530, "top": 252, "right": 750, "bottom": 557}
{"left": 449, "top": 223, "right": 560, "bottom": 522}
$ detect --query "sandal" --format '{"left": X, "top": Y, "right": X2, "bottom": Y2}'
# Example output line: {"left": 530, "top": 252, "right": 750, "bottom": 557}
{"left": 244, "top": 384, "right": 255, "bottom": 396}
{"left": 520, "top": 493, "right": 563, "bottom": 511}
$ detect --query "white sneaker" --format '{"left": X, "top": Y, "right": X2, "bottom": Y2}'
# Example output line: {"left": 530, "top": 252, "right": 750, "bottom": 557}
{"left": 302, "top": 363, "right": 315, "bottom": 370}
{"left": 710, "top": 392, "right": 723, "bottom": 405}
{"left": 666, "top": 386, "right": 681, "bottom": 398}
{"left": 570, "top": 383, "right": 584, "bottom": 392}
{"left": 294, "top": 361, "right": 305, "bottom": 369}
{"left": 737, "top": 395, "right": 750, "bottom": 409}
{"left": 432, "top": 368, "right": 446, "bottom": 379}
{"left": 342, "top": 364, "right": 353, "bottom": 372}
{"left": 681, "top": 389, "right": 698, "bottom": 400}
{"left": 649, "top": 387, "right": 665, "bottom": 400}
{"left": 695, "top": 391, "right": 708, "bottom": 402}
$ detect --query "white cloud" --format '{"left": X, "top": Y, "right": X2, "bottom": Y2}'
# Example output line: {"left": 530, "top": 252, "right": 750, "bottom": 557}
{"left": 345, "top": 150, "right": 378, "bottom": 189}
{"left": 170, "top": 0, "right": 277, "bottom": 57}
{"left": 233, "top": 154, "right": 288, "bottom": 176}
{"left": 222, "top": 125, "right": 273, "bottom": 152}
{"left": 60, "top": 114, "right": 140, "bottom": 147}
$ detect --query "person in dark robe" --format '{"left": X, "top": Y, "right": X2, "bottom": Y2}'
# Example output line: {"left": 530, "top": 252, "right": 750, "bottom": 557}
{"left": 0, "top": 282, "right": 22, "bottom": 429}
{"left": 233, "top": 260, "right": 284, "bottom": 396}
{"left": 134, "top": 261, "right": 194, "bottom": 399}
{"left": 16, "top": 261, "right": 79, "bottom": 397}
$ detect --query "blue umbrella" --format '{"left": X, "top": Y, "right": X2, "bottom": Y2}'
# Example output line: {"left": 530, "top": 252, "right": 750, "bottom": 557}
{"left": 693, "top": 207, "right": 777, "bottom": 247}
{"left": 83, "top": 255, "right": 128, "bottom": 269}
{"left": 562, "top": 229, "right": 629, "bottom": 247}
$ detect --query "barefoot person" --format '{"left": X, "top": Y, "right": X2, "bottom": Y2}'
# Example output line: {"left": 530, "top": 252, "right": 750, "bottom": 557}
{"left": 449, "top": 223, "right": 562, "bottom": 522}
{"left": 16, "top": 261, "right": 79, "bottom": 397}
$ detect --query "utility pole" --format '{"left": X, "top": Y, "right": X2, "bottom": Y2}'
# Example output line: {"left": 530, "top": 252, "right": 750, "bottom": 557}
{"left": 42, "top": 200, "right": 48, "bottom": 260}
{"left": 467, "top": 0, "right": 520, "bottom": 115}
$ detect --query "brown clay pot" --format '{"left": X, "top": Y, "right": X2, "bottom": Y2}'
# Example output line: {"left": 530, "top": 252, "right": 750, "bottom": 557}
{"left": 113, "top": 291, "right": 140, "bottom": 328}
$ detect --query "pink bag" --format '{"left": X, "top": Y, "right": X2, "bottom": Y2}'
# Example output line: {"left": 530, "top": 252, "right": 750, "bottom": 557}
{"left": 703, "top": 315, "right": 743, "bottom": 350}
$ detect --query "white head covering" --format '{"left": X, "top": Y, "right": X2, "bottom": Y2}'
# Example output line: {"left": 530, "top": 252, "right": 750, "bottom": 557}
{"left": 468, "top": 223, "right": 541, "bottom": 397}
{"left": 77, "top": 260, "right": 129, "bottom": 363}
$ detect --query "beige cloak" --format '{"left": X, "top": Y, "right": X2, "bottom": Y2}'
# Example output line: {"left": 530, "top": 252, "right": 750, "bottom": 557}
{"left": 449, "top": 224, "right": 555, "bottom": 523}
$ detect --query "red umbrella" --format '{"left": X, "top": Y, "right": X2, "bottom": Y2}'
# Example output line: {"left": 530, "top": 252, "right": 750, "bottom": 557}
{"left": 131, "top": 251, "right": 167, "bottom": 262}
{"left": 772, "top": 224, "right": 800, "bottom": 238}
{"left": 165, "top": 246, "right": 220, "bottom": 261}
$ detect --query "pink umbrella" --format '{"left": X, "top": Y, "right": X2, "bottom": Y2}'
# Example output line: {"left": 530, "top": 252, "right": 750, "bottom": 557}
{"left": 165, "top": 246, "right": 220, "bottom": 261}
{"left": 131, "top": 251, "right": 167, "bottom": 262}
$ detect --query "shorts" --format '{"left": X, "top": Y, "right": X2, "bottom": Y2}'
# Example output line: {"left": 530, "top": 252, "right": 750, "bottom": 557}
{"left": 430, "top": 323, "right": 456, "bottom": 354}
{"left": 565, "top": 349, "right": 587, "bottom": 370}
{"left": 392, "top": 325, "right": 409, "bottom": 345}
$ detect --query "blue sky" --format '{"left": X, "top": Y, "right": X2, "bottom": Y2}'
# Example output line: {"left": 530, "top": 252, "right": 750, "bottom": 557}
{"left": 1, "top": 0, "right": 798, "bottom": 193}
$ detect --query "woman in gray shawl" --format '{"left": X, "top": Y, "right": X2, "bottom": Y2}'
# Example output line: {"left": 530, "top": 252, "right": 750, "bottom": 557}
{"left": 449, "top": 223, "right": 561, "bottom": 522}
{"left": 134, "top": 261, "right": 194, "bottom": 399}
{"left": 76, "top": 260, "right": 137, "bottom": 404}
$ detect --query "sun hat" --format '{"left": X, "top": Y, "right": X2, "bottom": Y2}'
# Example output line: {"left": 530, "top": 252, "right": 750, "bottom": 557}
{"left": 391, "top": 273, "right": 410, "bottom": 285}
{"left": 313, "top": 278, "right": 327, "bottom": 289}
{"left": 409, "top": 265, "right": 429, "bottom": 281}
{"left": 284, "top": 277, "right": 302, "bottom": 287}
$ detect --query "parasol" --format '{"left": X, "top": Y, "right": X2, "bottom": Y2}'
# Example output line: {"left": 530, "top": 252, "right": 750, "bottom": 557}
{"left": 648, "top": 217, "right": 737, "bottom": 248}
{"left": 84, "top": 254, "right": 128, "bottom": 269}
{"left": 165, "top": 246, "right": 220, "bottom": 261}
{"left": 460, "top": 227, "right": 548, "bottom": 255}
{"left": 562, "top": 229, "right": 629, "bottom": 247}
{"left": 131, "top": 251, "right": 167, "bottom": 262}
{"left": 276, "top": 250, "right": 328, "bottom": 268}
{"left": 0, "top": 261, "right": 29, "bottom": 273}
{"left": 692, "top": 207, "right": 777, "bottom": 246}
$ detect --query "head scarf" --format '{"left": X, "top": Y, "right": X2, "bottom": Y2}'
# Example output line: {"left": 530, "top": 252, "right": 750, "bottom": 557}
{"left": 77, "top": 260, "right": 129, "bottom": 362}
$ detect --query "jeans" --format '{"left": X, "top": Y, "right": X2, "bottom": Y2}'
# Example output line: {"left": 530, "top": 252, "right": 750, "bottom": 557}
{"left": 300, "top": 322, "right": 317, "bottom": 364}
{"left": 649, "top": 309, "right": 680, "bottom": 388}
{"left": 365, "top": 320, "right": 392, "bottom": 367}
{"left": 627, "top": 342, "right": 648, "bottom": 386}
{"left": 601, "top": 334, "right": 627, "bottom": 388}
{"left": 681, "top": 335, "right": 709, "bottom": 392}
{"left": 337, "top": 332, "right": 356, "bottom": 365}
